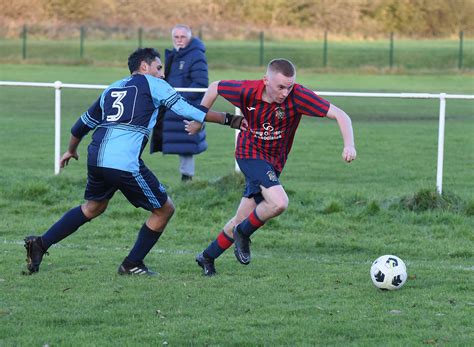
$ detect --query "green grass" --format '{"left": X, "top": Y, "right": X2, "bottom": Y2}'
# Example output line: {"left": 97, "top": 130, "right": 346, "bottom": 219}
{"left": 1, "top": 37, "right": 473, "bottom": 71}
{"left": 0, "top": 65, "right": 473, "bottom": 345}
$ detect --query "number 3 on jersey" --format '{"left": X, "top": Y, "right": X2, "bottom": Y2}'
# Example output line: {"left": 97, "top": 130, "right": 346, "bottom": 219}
{"left": 104, "top": 86, "right": 138, "bottom": 123}
{"left": 106, "top": 91, "right": 127, "bottom": 121}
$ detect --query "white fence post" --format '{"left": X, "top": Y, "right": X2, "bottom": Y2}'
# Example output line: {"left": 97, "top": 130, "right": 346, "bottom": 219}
{"left": 436, "top": 93, "right": 447, "bottom": 194}
{"left": 54, "top": 81, "right": 62, "bottom": 175}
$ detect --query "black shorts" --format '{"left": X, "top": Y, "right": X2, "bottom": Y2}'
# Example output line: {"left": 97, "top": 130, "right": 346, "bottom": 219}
{"left": 236, "top": 158, "right": 281, "bottom": 204}
{"left": 84, "top": 165, "right": 168, "bottom": 211}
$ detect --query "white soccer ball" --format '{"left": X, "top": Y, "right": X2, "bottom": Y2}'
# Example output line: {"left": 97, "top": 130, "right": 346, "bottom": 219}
{"left": 370, "top": 255, "right": 407, "bottom": 290}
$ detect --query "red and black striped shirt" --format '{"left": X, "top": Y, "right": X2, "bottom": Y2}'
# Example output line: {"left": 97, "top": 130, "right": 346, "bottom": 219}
{"left": 218, "top": 79, "right": 330, "bottom": 172}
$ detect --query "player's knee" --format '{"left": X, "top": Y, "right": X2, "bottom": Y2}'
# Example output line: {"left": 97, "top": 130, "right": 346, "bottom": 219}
{"left": 232, "top": 215, "right": 244, "bottom": 226}
{"left": 82, "top": 201, "right": 108, "bottom": 219}
{"left": 161, "top": 198, "right": 175, "bottom": 219}
{"left": 271, "top": 197, "right": 289, "bottom": 216}
{"left": 167, "top": 203, "right": 175, "bottom": 219}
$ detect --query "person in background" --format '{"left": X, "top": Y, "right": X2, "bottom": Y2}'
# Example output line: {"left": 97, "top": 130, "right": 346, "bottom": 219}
{"left": 150, "top": 24, "right": 208, "bottom": 181}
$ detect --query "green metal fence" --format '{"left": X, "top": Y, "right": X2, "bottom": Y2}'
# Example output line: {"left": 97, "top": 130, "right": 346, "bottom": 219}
{"left": 1, "top": 25, "right": 472, "bottom": 70}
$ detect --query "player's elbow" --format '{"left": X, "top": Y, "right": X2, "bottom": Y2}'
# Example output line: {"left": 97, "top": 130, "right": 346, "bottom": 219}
{"left": 329, "top": 104, "right": 351, "bottom": 124}
{"left": 208, "top": 80, "right": 219, "bottom": 91}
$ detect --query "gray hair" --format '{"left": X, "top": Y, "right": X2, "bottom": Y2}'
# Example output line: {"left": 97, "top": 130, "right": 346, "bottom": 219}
{"left": 171, "top": 24, "right": 192, "bottom": 38}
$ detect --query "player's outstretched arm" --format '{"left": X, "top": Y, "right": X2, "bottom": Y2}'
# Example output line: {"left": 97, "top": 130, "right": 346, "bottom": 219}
{"left": 199, "top": 81, "right": 235, "bottom": 124}
{"left": 184, "top": 113, "right": 247, "bottom": 135}
{"left": 200, "top": 81, "right": 244, "bottom": 125}
{"left": 201, "top": 81, "right": 220, "bottom": 109}
{"left": 184, "top": 112, "right": 248, "bottom": 135}
{"left": 184, "top": 80, "right": 248, "bottom": 135}
{"left": 326, "top": 104, "right": 357, "bottom": 163}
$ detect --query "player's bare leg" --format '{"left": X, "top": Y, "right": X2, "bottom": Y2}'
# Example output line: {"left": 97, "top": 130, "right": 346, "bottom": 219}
{"left": 233, "top": 185, "right": 289, "bottom": 265}
{"left": 255, "top": 185, "right": 289, "bottom": 220}
{"left": 147, "top": 198, "right": 175, "bottom": 232}
{"left": 223, "top": 197, "right": 258, "bottom": 237}
{"left": 196, "top": 197, "right": 256, "bottom": 276}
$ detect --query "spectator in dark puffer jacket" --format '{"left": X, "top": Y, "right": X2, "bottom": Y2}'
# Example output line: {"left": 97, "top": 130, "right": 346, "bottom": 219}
{"left": 150, "top": 24, "right": 208, "bottom": 181}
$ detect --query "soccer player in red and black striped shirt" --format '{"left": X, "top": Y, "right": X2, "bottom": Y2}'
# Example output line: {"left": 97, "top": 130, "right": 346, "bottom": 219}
{"left": 191, "top": 59, "right": 356, "bottom": 276}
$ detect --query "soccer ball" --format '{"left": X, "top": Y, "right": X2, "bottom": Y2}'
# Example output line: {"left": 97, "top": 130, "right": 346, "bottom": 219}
{"left": 370, "top": 255, "right": 407, "bottom": 290}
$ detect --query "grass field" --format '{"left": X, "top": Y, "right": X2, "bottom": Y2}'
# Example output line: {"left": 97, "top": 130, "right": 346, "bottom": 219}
{"left": 1, "top": 37, "right": 474, "bottom": 71}
{"left": 0, "top": 64, "right": 473, "bottom": 345}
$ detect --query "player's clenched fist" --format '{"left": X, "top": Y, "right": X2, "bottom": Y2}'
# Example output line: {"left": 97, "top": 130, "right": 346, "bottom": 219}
{"left": 342, "top": 145, "right": 356, "bottom": 163}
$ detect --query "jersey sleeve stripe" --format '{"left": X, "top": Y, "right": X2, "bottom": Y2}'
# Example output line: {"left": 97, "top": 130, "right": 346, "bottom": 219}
{"left": 219, "top": 81, "right": 244, "bottom": 88}
{"left": 218, "top": 80, "right": 245, "bottom": 108}
{"left": 294, "top": 94, "right": 329, "bottom": 115}
{"left": 219, "top": 89, "right": 240, "bottom": 96}
{"left": 218, "top": 89, "right": 240, "bottom": 103}
{"left": 294, "top": 91, "right": 329, "bottom": 109}
{"left": 244, "top": 88, "right": 253, "bottom": 105}
{"left": 223, "top": 96, "right": 241, "bottom": 104}
{"left": 162, "top": 93, "right": 180, "bottom": 109}
{"left": 296, "top": 103, "right": 324, "bottom": 116}
{"left": 296, "top": 87, "right": 330, "bottom": 108}
{"left": 80, "top": 111, "right": 101, "bottom": 128}
{"left": 299, "top": 88, "right": 330, "bottom": 108}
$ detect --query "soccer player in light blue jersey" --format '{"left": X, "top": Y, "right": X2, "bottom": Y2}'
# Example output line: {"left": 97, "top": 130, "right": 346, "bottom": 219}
{"left": 23, "top": 47, "right": 245, "bottom": 276}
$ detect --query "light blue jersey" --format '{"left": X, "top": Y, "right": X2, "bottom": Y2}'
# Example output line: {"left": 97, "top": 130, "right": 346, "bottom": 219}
{"left": 71, "top": 74, "right": 206, "bottom": 172}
